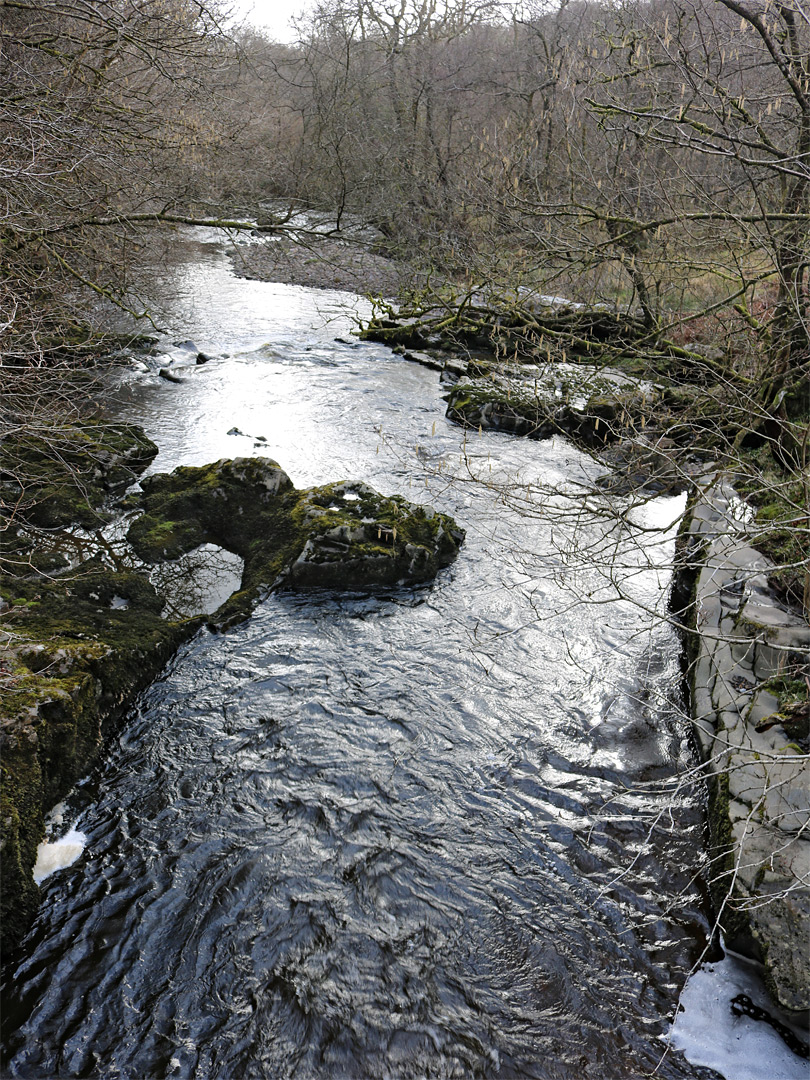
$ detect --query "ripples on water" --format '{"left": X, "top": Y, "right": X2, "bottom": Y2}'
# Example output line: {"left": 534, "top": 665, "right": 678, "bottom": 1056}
{"left": 1, "top": 232, "right": 716, "bottom": 1079}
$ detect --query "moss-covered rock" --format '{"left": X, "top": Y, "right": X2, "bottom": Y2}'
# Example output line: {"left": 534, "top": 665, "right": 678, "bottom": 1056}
{"left": 359, "top": 293, "right": 648, "bottom": 360}
{"left": 0, "top": 562, "right": 202, "bottom": 958}
{"left": 445, "top": 379, "right": 560, "bottom": 438}
{"left": 444, "top": 374, "right": 658, "bottom": 449}
{"left": 1, "top": 421, "right": 158, "bottom": 529}
{"left": 0, "top": 714, "right": 45, "bottom": 952}
{"left": 128, "top": 458, "right": 465, "bottom": 623}
{"left": 286, "top": 481, "right": 464, "bottom": 589}
{"left": 1, "top": 419, "right": 174, "bottom": 956}
{"left": 128, "top": 457, "right": 295, "bottom": 563}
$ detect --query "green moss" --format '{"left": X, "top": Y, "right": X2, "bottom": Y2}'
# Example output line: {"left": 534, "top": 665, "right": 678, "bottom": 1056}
{"left": 285, "top": 482, "right": 464, "bottom": 589}
{"left": 1, "top": 421, "right": 158, "bottom": 529}
{"left": 127, "top": 516, "right": 208, "bottom": 563}
{"left": 760, "top": 676, "right": 808, "bottom": 703}
{"left": 128, "top": 458, "right": 296, "bottom": 564}
{"left": 0, "top": 559, "right": 201, "bottom": 958}
{"left": 127, "top": 458, "right": 304, "bottom": 620}
{"left": 0, "top": 706, "right": 45, "bottom": 950}
{"left": 732, "top": 444, "right": 808, "bottom": 611}
{"left": 445, "top": 375, "right": 657, "bottom": 448}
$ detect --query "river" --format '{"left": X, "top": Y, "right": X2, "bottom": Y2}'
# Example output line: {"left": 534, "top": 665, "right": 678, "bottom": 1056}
{"left": 1, "top": 230, "right": 720, "bottom": 1079}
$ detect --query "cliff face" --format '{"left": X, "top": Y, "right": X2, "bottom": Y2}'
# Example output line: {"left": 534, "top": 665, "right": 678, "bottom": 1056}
{"left": 2, "top": 421, "right": 171, "bottom": 953}
{"left": 673, "top": 481, "right": 810, "bottom": 1014}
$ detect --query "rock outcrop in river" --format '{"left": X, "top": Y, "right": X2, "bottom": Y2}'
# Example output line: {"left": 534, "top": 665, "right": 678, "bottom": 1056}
{"left": 1, "top": 441, "right": 464, "bottom": 955}
{"left": 128, "top": 457, "right": 465, "bottom": 623}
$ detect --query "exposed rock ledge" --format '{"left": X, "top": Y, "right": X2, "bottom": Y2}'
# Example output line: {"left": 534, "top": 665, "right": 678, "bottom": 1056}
{"left": 672, "top": 480, "right": 809, "bottom": 1015}
{"left": 1, "top": 452, "right": 464, "bottom": 956}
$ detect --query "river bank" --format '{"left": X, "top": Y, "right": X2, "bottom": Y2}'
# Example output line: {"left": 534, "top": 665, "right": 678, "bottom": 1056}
{"left": 672, "top": 484, "right": 809, "bottom": 1016}
{"left": 230, "top": 234, "right": 407, "bottom": 297}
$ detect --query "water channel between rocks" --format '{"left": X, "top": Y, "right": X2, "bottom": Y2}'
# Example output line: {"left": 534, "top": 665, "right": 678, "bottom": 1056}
{"left": 2, "top": 231, "right": 721, "bottom": 1079}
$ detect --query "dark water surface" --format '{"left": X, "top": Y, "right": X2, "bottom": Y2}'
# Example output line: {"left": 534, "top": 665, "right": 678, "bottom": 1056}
{"left": 2, "top": 232, "right": 716, "bottom": 1079}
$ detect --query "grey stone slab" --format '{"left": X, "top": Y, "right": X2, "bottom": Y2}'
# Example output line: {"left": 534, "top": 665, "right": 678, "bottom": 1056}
{"left": 712, "top": 672, "right": 747, "bottom": 713}
{"left": 763, "top": 761, "right": 810, "bottom": 835}
{"left": 743, "top": 601, "right": 801, "bottom": 629}
{"left": 696, "top": 594, "right": 724, "bottom": 630}
{"left": 712, "top": 640, "right": 741, "bottom": 682}
{"left": 729, "top": 637, "right": 757, "bottom": 667}
{"left": 753, "top": 641, "right": 799, "bottom": 682}
{"left": 748, "top": 887, "right": 810, "bottom": 1012}
{"left": 748, "top": 690, "right": 782, "bottom": 722}
{"left": 684, "top": 481, "right": 809, "bottom": 1011}
{"left": 724, "top": 545, "right": 770, "bottom": 572}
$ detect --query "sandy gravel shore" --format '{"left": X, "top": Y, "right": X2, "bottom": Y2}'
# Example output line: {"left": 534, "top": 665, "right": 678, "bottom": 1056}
{"left": 229, "top": 236, "right": 406, "bottom": 297}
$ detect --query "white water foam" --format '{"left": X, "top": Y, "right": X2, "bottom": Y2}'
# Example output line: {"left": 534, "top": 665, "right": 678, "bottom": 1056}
{"left": 668, "top": 950, "right": 809, "bottom": 1080}
{"left": 33, "top": 828, "right": 87, "bottom": 884}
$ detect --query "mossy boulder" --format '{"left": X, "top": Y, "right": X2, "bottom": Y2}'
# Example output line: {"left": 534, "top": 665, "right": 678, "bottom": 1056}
{"left": 444, "top": 375, "right": 658, "bottom": 448}
{"left": 128, "top": 458, "right": 465, "bottom": 623}
{"left": 359, "top": 293, "right": 647, "bottom": 359}
{"left": 0, "top": 419, "right": 175, "bottom": 956}
{"left": 445, "top": 379, "right": 560, "bottom": 439}
{"left": 1, "top": 421, "right": 158, "bottom": 529}
{"left": 286, "top": 481, "right": 465, "bottom": 589}
{"left": 127, "top": 457, "right": 295, "bottom": 564}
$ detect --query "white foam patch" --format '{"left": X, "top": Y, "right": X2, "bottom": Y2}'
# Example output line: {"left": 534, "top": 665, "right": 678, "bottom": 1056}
{"left": 667, "top": 951, "right": 809, "bottom": 1080}
{"left": 33, "top": 829, "right": 87, "bottom": 884}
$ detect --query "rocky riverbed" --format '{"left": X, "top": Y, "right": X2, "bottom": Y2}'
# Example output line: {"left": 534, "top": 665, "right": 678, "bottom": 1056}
{"left": 230, "top": 236, "right": 406, "bottom": 297}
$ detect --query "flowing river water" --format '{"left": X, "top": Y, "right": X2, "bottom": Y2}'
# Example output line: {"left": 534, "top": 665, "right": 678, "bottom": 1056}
{"left": 2, "top": 231, "right": 722, "bottom": 1079}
